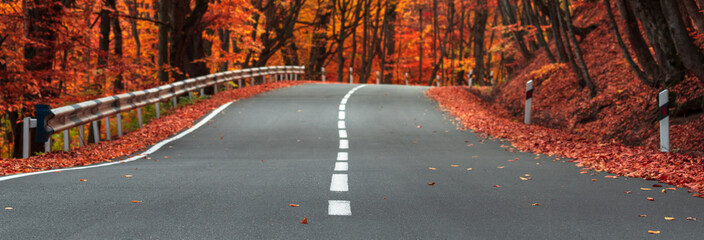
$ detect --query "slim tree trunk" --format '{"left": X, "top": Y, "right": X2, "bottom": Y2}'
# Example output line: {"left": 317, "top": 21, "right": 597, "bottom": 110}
{"left": 564, "top": 0, "right": 597, "bottom": 97}
{"left": 157, "top": 0, "right": 171, "bottom": 83}
{"left": 660, "top": 0, "right": 704, "bottom": 84}
{"left": 472, "top": 0, "right": 488, "bottom": 85}
{"left": 110, "top": 0, "right": 124, "bottom": 93}
{"left": 604, "top": 0, "right": 651, "bottom": 85}
{"left": 615, "top": 0, "right": 663, "bottom": 86}
{"left": 547, "top": 0, "right": 568, "bottom": 62}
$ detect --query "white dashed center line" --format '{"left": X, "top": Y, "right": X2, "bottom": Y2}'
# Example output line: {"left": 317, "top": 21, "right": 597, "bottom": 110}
{"left": 328, "top": 85, "right": 366, "bottom": 216}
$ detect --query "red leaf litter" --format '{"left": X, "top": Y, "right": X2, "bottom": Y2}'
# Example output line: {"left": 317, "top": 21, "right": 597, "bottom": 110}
{"left": 428, "top": 87, "right": 704, "bottom": 195}
{"left": 0, "top": 81, "right": 315, "bottom": 176}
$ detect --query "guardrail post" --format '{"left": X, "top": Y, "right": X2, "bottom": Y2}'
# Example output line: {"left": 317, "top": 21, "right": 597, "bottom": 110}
{"left": 78, "top": 125, "right": 85, "bottom": 147}
{"left": 137, "top": 108, "right": 143, "bottom": 128}
{"left": 92, "top": 121, "right": 100, "bottom": 143}
{"left": 200, "top": 88, "right": 205, "bottom": 97}
{"left": 322, "top": 67, "right": 326, "bottom": 82}
{"left": 376, "top": 71, "right": 380, "bottom": 85}
{"left": 468, "top": 69, "right": 473, "bottom": 87}
{"left": 63, "top": 130, "right": 69, "bottom": 151}
{"left": 405, "top": 73, "right": 409, "bottom": 85}
{"left": 349, "top": 67, "right": 353, "bottom": 84}
{"left": 155, "top": 103, "right": 160, "bottom": 119}
{"left": 525, "top": 80, "right": 533, "bottom": 124}
{"left": 238, "top": 79, "right": 243, "bottom": 89}
{"left": 23, "top": 117, "right": 30, "bottom": 158}
{"left": 117, "top": 113, "right": 123, "bottom": 137}
{"left": 213, "top": 83, "right": 218, "bottom": 94}
{"left": 45, "top": 138, "right": 51, "bottom": 153}
{"left": 659, "top": 89, "right": 669, "bottom": 152}
{"left": 295, "top": 71, "right": 298, "bottom": 80}
{"left": 105, "top": 117, "right": 111, "bottom": 141}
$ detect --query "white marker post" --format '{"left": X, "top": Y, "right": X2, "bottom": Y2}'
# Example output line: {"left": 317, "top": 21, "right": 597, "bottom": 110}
{"left": 322, "top": 67, "right": 326, "bottom": 82}
{"left": 490, "top": 71, "right": 495, "bottom": 86}
{"left": 468, "top": 69, "right": 473, "bottom": 87}
{"left": 659, "top": 89, "right": 669, "bottom": 152}
{"left": 376, "top": 71, "right": 380, "bottom": 85}
{"left": 436, "top": 75, "right": 440, "bottom": 87}
{"left": 525, "top": 80, "right": 533, "bottom": 124}
{"left": 405, "top": 72, "right": 409, "bottom": 85}
{"left": 349, "top": 67, "right": 353, "bottom": 84}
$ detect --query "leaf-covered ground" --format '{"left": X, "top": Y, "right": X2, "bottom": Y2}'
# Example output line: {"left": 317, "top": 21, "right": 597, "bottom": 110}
{"left": 0, "top": 81, "right": 313, "bottom": 176}
{"left": 428, "top": 87, "right": 704, "bottom": 197}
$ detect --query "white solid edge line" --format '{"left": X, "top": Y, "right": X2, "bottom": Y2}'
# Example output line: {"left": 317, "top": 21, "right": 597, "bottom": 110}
{"left": 0, "top": 101, "right": 236, "bottom": 183}
{"left": 339, "top": 130, "right": 348, "bottom": 139}
{"left": 338, "top": 111, "right": 346, "bottom": 120}
{"left": 339, "top": 139, "right": 349, "bottom": 149}
{"left": 337, "top": 152, "right": 348, "bottom": 161}
{"left": 330, "top": 174, "right": 349, "bottom": 192}
{"left": 328, "top": 200, "right": 352, "bottom": 216}
{"left": 338, "top": 121, "right": 346, "bottom": 129}
{"left": 334, "top": 162, "right": 348, "bottom": 171}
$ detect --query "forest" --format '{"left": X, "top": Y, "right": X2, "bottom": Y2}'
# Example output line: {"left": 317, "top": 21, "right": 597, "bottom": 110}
{"left": 1, "top": 0, "right": 703, "bottom": 159}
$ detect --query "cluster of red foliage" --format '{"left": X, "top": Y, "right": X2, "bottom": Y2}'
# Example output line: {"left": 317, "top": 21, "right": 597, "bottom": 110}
{"left": 428, "top": 87, "right": 704, "bottom": 196}
{"left": 489, "top": 2, "right": 704, "bottom": 154}
{"left": 0, "top": 81, "right": 312, "bottom": 176}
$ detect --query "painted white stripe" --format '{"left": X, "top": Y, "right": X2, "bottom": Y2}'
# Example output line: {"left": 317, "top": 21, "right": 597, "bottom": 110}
{"left": 339, "top": 130, "right": 347, "bottom": 138}
{"left": 339, "top": 105, "right": 346, "bottom": 111}
{"left": 339, "top": 139, "right": 349, "bottom": 149}
{"left": 330, "top": 174, "right": 349, "bottom": 191}
{"left": 0, "top": 101, "right": 236, "bottom": 182}
{"left": 334, "top": 162, "right": 348, "bottom": 171}
{"left": 337, "top": 152, "right": 348, "bottom": 161}
{"left": 328, "top": 200, "right": 352, "bottom": 216}
{"left": 341, "top": 98, "right": 348, "bottom": 104}
{"left": 338, "top": 121, "right": 346, "bottom": 129}
{"left": 338, "top": 111, "right": 346, "bottom": 120}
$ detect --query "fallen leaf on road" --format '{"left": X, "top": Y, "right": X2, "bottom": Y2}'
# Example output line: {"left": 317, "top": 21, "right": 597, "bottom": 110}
{"left": 164, "top": 156, "right": 170, "bottom": 159}
{"left": 428, "top": 167, "right": 436, "bottom": 170}
{"left": 79, "top": 179, "right": 87, "bottom": 182}
{"left": 55, "top": 171, "right": 61, "bottom": 173}
{"left": 686, "top": 217, "right": 697, "bottom": 221}
{"left": 467, "top": 144, "right": 474, "bottom": 147}
{"left": 591, "top": 179, "right": 597, "bottom": 182}
{"left": 624, "top": 191, "right": 632, "bottom": 194}
{"left": 122, "top": 175, "right": 132, "bottom": 178}
{"left": 638, "top": 214, "right": 647, "bottom": 217}
{"left": 531, "top": 203, "right": 541, "bottom": 206}
{"left": 524, "top": 174, "right": 531, "bottom": 177}
{"left": 640, "top": 188, "right": 652, "bottom": 191}
{"left": 646, "top": 197, "right": 655, "bottom": 201}
{"left": 301, "top": 216, "right": 308, "bottom": 224}
{"left": 131, "top": 200, "right": 142, "bottom": 203}
{"left": 466, "top": 168, "right": 473, "bottom": 171}
{"left": 664, "top": 217, "right": 675, "bottom": 221}
{"left": 520, "top": 177, "right": 532, "bottom": 181}
{"left": 417, "top": 125, "right": 422, "bottom": 128}
{"left": 652, "top": 184, "right": 663, "bottom": 187}
{"left": 450, "top": 165, "right": 459, "bottom": 167}
{"left": 497, "top": 166, "right": 505, "bottom": 169}
{"left": 427, "top": 182, "right": 436, "bottom": 186}
{"left": 4, "top": 207, "right": 12, "bottom": 210}
{"left": 289, "top": 204, "right": 300, "bottom": 207}
{"left": 648, "top": 230, "right": 660, "bottom": 234}
{"left": 493, "top": 185, "right": 501, "bottom": 188}
{"left": 605, "top": 175, "right": 618, "bottom": 179}
{"left": 667, "top": 187, "right": 676, "bottom": 190}
{"left": 220, "top": 135, "right": 224, "bottom": 140}
{"left": 661, "top": 189, "right": 667, "bottom": 193}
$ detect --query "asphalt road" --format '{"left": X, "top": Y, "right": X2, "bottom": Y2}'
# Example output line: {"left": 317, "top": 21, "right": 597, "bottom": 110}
{"left": 1, "top": 83, "right": 702, "bottom": 239}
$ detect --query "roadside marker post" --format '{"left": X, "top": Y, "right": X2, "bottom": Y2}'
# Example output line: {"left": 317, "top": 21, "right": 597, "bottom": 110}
{"left": 468, "top": 69, "right": 473, "bottom": 87}
{"left": 349, "top": 67, "right": 353, "bottom": 84}
{"left": 405, "top": 72, "right": 409, "bottom": 85}
{"left": 525, "top": 80, "right": 533, "bottom": 124}
{"left": 322, "top": 67, "right": 326, "bottom": 82}
{"left": 436, "top": 75, "right": 440, "bottom": 87}
{"left": 659, "top": 89, "right": 669, "bottom": 152}
{"left": 376, "top": 71, "right": 380, "bottom": 85}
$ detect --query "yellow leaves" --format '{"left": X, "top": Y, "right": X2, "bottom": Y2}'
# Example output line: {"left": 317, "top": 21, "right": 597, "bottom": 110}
{"left": 520, "top": 177, "right": 532, "bottom": 181}
{"left": 531, "top": 203, "right": 541, "bottom": 206}
{"left": 4, "top": 207, "right": 12, "bottom": 210}
{"left": 450, "top": 165, "right": 459, "bottom": 168}
{"left": 640, "top": 188, "right": 652, "bottom": 191}
{"left": 648, "top": 230, "right": 660, "bottom": 234}
{"left": 638, "top": 214, "right": 647, "bottom": 217}
{"left": 289, "top": 204, "right": 300, "bottom": 207}
{"left": 604, "top": 175, "right": 618, "bottom": 179}
{"left": 497, "top": 166, "right": 505, "bottom": 169}
{"left": 466, "top": 168, "right": 473, "bottom": 171}
{"left": 122, "top": 175, "right": 133, "bottom": 178}
{"left": 428, "top": 167, "right": 436, "bottom": 170}
{"left": 664, "top": 217, "right": 675, "bottom": 221}
{"left": 131, "top": 200, "right": 142, "bottom": 203}
{"left": 301, "top": 216, "right": 308, "bottom": 224}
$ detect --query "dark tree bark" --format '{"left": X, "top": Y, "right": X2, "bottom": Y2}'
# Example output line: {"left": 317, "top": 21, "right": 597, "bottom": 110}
{"left": 499, "top": 0, "right": 531, "bottom": 60}
{"left": 306, "top": 0, "right": 333, "bottom": 80}
{"left": 471, "top": 0, "right": 488, "bottom": 85}
{"left": 109, "top": 0, "right": 124, "bottom": 93}
{"left": 660, "top": 0, "right": 704, "bottom": 84}
{"left": 126, "top": 0, "right": 141, "bottom": 62}
{"left": 253, "top": 0, "right": 304, "bottom": 67}
{"left": 157, "top": 0, "right": 171, "bottom": 82}
{"left": 381, "top": 0, "right": 397, "bottom": 84}
{"left": 563, "top": 0, "right": 597, "bottom": 97}
{"left": 169, "top": 0, "right": 210, "bottom": 81}
{"left": 615, "top": 0, "right": 662, "bottom": 87}
{"left": 545, "top": 0, "right": 568, "bottom": 62}
{"left": 527, "top": 0, "right": 556, "bottom": 63}
{"left": 682, "top": 0, "right": 704, "bottom": 33}
{"left": 604, "top": 0, "right": 651, "bottom": 85}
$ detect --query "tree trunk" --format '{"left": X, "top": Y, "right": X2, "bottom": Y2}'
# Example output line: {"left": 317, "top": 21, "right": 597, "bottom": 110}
{"left": 382, "top": 0, "right": 397, "bottom": 84}
{"left": 157, "top": 0, "right": 171, "bottom": 82}
{"left": 604, "top": 0, "right": 651, "bottom": 85}
{"left": 110, "top": 0, "right": 124, "bottom": 93}
{"left": 472, "top": 0, "right": 488, "bottom": 85}
{"left": 126, "top": 0, "right": 141, "bottom": 62}
{"left": 307, "top": 0, "right": 333, "bottom": 80}
{"left": 660, "top": 0, "right": 704, "bottom": 84}
{"left": 546, "top": 0, "right": 568, "bottom": 62}
{"left": 615, "top": 0, "right": 662, "bottom": 87}
{"left": 564, "top": 0, "right": 597, "bottom": 97}
{"left": 682, "top": 0, "right": 704, "bottom": 33}
{"left": 528, "top": 0, "right": 556, "bottom": 63}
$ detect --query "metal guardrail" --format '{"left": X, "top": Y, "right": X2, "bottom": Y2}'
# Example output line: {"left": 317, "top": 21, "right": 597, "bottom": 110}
{"left": 23, "top": 65, "right": 305, "bottom": 158}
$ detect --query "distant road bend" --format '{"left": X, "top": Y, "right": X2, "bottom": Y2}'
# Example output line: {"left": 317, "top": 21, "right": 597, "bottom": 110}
{"left": 1, "top": 84, "right": 702, "bottom": 239}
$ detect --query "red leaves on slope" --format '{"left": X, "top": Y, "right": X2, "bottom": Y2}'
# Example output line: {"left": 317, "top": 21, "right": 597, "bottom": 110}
{"left": 427, "top": 87, "right": 704, "bottom": 195}
{"left": 0, "top": 81, "right": 314, "bottom": 176}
